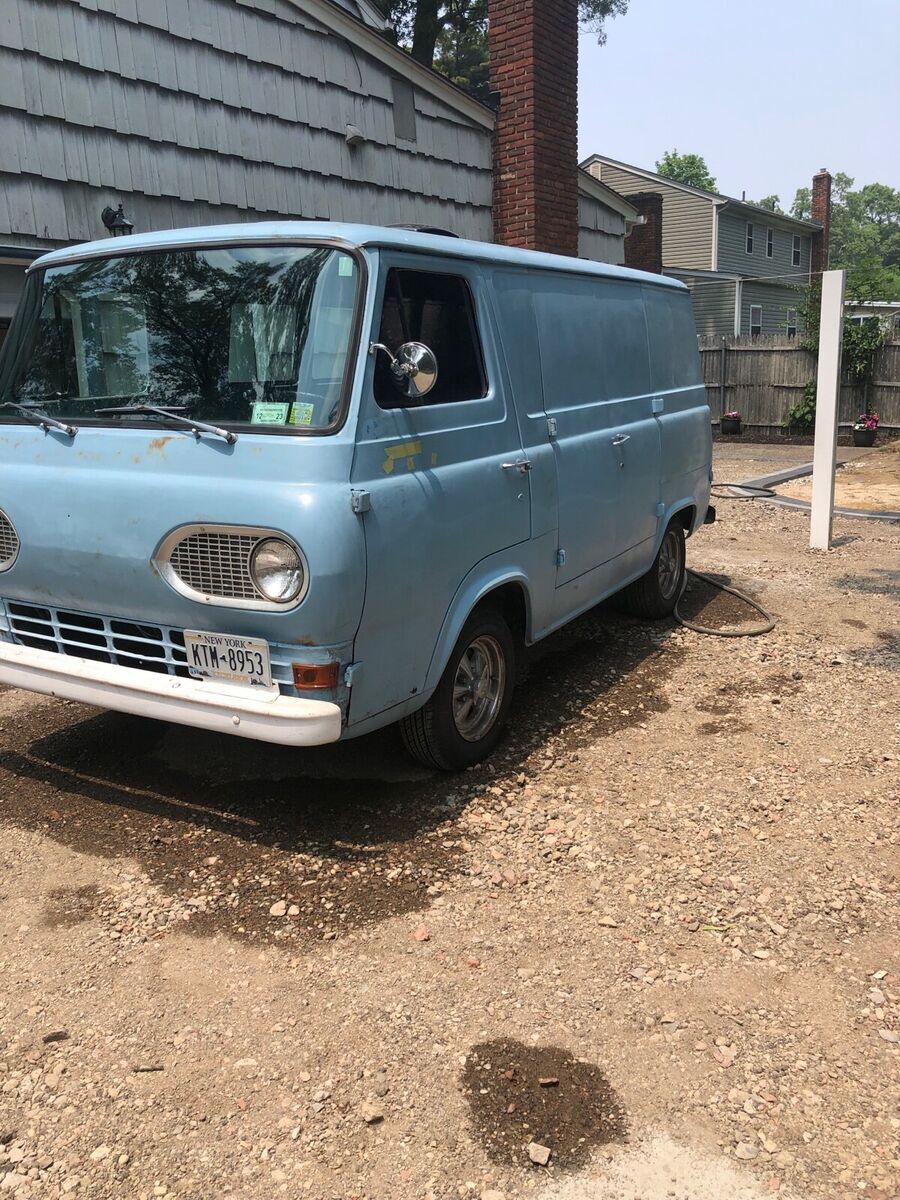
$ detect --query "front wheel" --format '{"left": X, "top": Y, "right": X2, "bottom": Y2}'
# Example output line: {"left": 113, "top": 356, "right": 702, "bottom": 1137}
{"left": 400, "top": 607, "right": 516, "bottom": 771}
{"left": 620, "top": 522, "right": 686, "bottom": 618}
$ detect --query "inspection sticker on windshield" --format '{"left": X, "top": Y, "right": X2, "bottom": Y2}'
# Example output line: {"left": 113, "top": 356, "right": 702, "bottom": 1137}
{"left": 251, "top": 402, "right": 289, "bottom": 426}
{"left": 184, "top": 631, "right": 273, "bottom": 689}
{"left": 289, "top": 402, "right": 315, "bottom": 426}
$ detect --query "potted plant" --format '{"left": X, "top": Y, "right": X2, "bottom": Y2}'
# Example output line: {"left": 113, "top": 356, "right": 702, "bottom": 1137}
{"left": 721, "top": 410, "right": 742, "bottom": 436}
{"left": 852, "top": 411, "right": 879, "bottom": 447}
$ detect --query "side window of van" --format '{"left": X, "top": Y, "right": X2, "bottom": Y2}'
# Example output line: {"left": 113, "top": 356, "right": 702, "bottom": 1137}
{"left": 374, "top": 270, "right": 488, "bottom": 408}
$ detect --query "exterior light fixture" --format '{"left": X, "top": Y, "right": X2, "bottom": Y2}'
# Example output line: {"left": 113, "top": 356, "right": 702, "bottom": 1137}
{"left": 345, "top": 124, "right": 366, "bottom": 148}
{"left": 101, "top": 203, "right": 135, "bottom": 237}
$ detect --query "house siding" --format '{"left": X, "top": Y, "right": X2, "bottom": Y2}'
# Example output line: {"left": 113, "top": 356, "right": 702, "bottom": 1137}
{"left": 0, "top": 0, "right": 494, "bottom": 252}
{"left": 667, "top": 272, "right": 736, "bottom": 338}
{"left": 578, "top": 192, "right": 627, "bottom": 265}
{"left": 588, "top": 161, "right": 713, "bottom": 270}
{"left": 717, "top": 209, "right": 811, "bottom": 280}
{"left": 741, "top": 281, "right": 805, "bottom": 336}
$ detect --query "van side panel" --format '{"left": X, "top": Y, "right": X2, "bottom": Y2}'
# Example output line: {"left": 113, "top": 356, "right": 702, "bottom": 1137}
{"left": 644, "top": 285, "right": 712, "bottom": 532}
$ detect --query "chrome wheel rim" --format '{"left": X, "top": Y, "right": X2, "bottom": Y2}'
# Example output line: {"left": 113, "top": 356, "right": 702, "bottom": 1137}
{"left": 452, "top": 635, "right": 506, "bottom": 743}
{"left": 658, "top": 530, "right": 682, "bottom": 599}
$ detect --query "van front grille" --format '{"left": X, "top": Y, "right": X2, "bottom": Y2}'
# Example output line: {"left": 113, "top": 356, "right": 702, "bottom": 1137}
{"left": 167, "top": 531, "right": 262, "bottom": 602}
{"left": 0, "top": 510, "right": 19, "bottom": 570}
{"left": 0, "top": 600, "right": 296, "bottom": 690}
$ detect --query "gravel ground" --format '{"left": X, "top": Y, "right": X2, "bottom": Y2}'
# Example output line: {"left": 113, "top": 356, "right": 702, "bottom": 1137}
{"left": 0, "top": 445, "right": 897, "bottom": 1200}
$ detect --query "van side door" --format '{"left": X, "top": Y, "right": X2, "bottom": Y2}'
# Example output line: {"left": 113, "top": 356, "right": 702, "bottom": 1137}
{"left": 643, "top": 285, "right": 711, "bottom": 529}
{"left": 348, "top": 257, "right": 531, "bottom": 726}
{"left": 529, "top": 273, "right": 661, "bottom": 591}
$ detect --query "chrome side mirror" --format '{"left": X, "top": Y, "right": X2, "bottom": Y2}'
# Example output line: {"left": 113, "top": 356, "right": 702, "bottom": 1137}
{"left": 370, "top": 341, "right": 438, "bottom": 400}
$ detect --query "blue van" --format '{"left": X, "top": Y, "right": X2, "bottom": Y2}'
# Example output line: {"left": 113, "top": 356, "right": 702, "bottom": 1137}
{"left": 0, "top": 223, "right": 712, "bottom": 769}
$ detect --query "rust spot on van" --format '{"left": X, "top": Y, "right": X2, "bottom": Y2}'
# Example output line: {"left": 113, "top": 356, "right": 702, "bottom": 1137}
{"left": 148, "top": 437, "right": 175, "bottom": 453}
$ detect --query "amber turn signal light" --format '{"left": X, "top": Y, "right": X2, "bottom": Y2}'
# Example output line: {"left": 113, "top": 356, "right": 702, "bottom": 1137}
{"left": 292, "top": 662, "right": 340, "bottom": 691}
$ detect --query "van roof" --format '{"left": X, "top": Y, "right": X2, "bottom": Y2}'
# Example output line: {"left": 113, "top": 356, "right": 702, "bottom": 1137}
{"left": 31, "top": 221, "right": 686, "bottom": 291}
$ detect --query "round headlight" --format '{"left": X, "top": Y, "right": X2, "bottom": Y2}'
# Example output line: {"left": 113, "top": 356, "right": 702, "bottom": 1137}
{"left": 250, "top": 538, "right": 304, "bottom": 604}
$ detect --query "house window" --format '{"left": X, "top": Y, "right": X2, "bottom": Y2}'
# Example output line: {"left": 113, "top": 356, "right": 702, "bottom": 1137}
{"left": 746, "top": 223, "right": 754, "bottom": 254}
{"left": 391, "top": 76, "right": 417, "bottom": 143}
{"left": 749, "top": 304, "right": 763, "bottom": 337}
{"left": 374, "top": 269, "right": 487, "bottom": 409}
{"left": 766, "top": 228, "right": 774, "bottom": 258}
{"left": 786, "top": 308, "right": 798, "bottom": 337}
{"left": 792, "top": 235, "right": 802, "bottom": 267}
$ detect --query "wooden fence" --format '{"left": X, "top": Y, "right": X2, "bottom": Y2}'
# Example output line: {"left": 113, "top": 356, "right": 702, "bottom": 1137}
{"left": 699, "top": 335, "right": 900, "bottom": 433}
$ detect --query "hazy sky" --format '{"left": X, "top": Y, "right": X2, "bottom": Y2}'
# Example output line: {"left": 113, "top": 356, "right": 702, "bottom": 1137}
{"left": 578, "top": 0, "right": 900, "bottom": 207}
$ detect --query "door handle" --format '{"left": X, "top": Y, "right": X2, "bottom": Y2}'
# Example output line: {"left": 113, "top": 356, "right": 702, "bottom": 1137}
{"left": 611, "top": 434, "right": 631, "bottom": 447}
{"left": 502, "top": 459, "right": 533, "bottom": 475}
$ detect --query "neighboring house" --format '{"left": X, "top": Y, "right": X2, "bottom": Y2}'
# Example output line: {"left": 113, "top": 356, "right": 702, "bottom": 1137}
{"left": 845, "top": 300, "right": 900, "bottom": 330}
{"left": 582, "top": 154, "right": 830, "bottom": 338}
{"left": 0, "top": 0, "right": 638, "bottom": 342}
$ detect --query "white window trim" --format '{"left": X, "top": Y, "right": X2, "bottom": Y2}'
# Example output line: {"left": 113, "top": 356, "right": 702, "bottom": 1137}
{"left": 786, "top": 308, "right": 798, "bottom": 336}
{"left": 733, "top": 280, "right": 743, "bottom": 335}
{"left": 792, "top": 234, "right": 802, "bottom": 267}
{"left": 746, "top": 222, "right": 754, "bottom": 254}
{"left": 766, "top": 228, "right": 774, "bottom": 258}
{"left": 749, "top": 303, "right": 763, "bottom": 335}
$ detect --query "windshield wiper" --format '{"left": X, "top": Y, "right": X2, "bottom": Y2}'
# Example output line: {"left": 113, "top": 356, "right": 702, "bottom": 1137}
{"left": 1, "top": 402, "right": 77, "bottom": 438}
{"left": 94, "top": 404, "right": 238, "bottom": 446}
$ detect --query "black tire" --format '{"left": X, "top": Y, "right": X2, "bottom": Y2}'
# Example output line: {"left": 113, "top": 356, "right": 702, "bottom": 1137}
{"left": 400, "top": 606, "right": 517, "bottom": 771}
{"left": 621, "top": 521, "right": 686, "bottom": 618}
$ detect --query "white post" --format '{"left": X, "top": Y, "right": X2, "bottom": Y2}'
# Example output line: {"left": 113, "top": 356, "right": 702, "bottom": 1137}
{"left": 809, "top": 270, "right": 846, "bottom": 550}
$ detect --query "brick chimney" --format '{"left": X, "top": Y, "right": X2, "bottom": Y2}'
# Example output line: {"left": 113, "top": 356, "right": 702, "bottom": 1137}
{"left": 623, "top": 192, "right": 663, "bottom": 274}
{"left": 810, "top": 168, "right": 832, "bottom": 277}
{"left": 488, "top": 0, "right": 579, "bottom": 257}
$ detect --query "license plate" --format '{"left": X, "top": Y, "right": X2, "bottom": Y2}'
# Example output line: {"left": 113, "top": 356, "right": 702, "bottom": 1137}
{"left": 184, "top": 631, "right": 273, "bottom": 689}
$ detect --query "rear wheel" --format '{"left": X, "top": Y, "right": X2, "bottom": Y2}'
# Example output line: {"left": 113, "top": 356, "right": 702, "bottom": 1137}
{"left": 621, "top": 521, "right": 686, "bottom": 618}
{"left": 400, "top": 607, "right": 516, "bottom": 771}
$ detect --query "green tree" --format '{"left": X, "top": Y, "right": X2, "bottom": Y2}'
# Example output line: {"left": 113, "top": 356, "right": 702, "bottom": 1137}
{"left": 655, "top": 150, "right": 717, "bottom": 192}
{"left": 792, "top": 173, "right": 900, "bottom": 300}
{"left": 376, "top": 0, "right": 628, "bottom": 87}
{"left": 754, "top": 194, "right": 783, "bottom": 213}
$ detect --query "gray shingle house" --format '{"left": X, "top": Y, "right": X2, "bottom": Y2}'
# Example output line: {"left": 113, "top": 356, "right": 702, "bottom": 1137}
{"left": 582, "top": 154, "right": 828, "bottom": 337}
{"left": 0, "top": 0, "right": 638, "bottom": 341}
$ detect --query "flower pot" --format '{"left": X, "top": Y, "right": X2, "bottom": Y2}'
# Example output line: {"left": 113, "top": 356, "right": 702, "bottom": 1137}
{"left": 721, "top": 417, "right": 742, "bottom": 436}
{"left": 852, "top": 428, "right": 876, "bottom": 447}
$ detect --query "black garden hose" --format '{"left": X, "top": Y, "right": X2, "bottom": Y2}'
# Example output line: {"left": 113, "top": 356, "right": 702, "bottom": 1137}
{"left": 710, "top": 483, "right": 777, "bottom": 500}
{"left": 675, "top": 569, "right": 777, "bottom": 638}
{"left": 673, "top": 484, "right": 779, "bottom": 636}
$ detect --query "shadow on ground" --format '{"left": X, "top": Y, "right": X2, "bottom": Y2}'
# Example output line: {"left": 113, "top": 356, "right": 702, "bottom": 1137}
{"left": 0, "top": 603, "right": 682, "bottom": 947}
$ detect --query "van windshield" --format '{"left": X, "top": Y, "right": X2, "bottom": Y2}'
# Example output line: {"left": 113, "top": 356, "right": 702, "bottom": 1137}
{"left": 0, "top": 244, "right": 360, "bottom": 433}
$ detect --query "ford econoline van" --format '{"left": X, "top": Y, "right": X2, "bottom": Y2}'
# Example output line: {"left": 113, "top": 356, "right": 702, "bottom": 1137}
{"left": 0, "top": 223, "right": 712, "bottom": 770}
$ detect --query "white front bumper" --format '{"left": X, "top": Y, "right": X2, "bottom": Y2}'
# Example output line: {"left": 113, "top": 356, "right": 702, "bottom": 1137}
{"left": 0, "top": 641, "right": 343, "bottom": 747}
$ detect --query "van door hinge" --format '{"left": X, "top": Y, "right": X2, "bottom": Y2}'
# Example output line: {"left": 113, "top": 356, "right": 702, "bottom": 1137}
{"left": 556, "top": 549, "right": 566, "bottom": 567}
{"left": 656, "top": 502, "right": 666, "bottom": 518}
{"left": 652, "top": 397, "right": 665, "bottom": 414}
{"left": 547, "top": 417, "right": 558, "bottom": 441}
{"left": 344, "top": 663, "right": 362, "bottom": 687}
{"left": 350, "top": 490, "right": 370, "bottom": 515}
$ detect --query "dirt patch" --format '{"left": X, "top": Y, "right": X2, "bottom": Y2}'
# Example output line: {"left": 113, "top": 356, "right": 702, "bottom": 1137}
{"left": 517, "top": 612, "right": 683, "bottom": 754}
{"left": 778, "top": 447, "right": 900, "bottom": 512}
{"left": 462, "top": 1039, "right": 627, "bottom": 1172}
{"left": 676, "top": 573, "right": 763, "bottom": 631}
{"left": 696, "top": 719, "right": 751, "bottom": 737}
{"left": 0, "top": 706, "right": 463, "bottom": 948}
{"left": 695, "top": 670, "right": 801, "bottom": 717}
{"left": 42, "top": 883, "right": 103, "bottom": 928}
